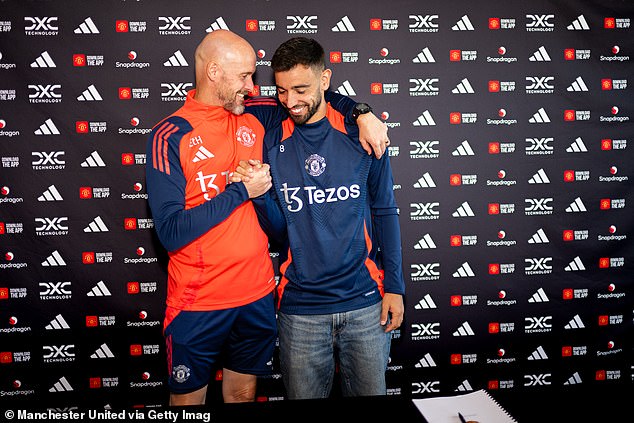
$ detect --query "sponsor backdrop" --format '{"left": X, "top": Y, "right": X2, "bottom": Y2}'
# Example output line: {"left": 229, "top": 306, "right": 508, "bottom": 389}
{"left": 0, "top": 0, "right": 632, "bottom": 410}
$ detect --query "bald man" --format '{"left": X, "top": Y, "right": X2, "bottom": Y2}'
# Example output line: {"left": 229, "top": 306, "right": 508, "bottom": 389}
{"left": 146, "top": 30, "right": 388, "bottom": 406}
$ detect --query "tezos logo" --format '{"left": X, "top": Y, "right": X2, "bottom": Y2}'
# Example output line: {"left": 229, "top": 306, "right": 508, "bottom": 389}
{"left": 280, "top": 182, "right": 360, "bottom": 213}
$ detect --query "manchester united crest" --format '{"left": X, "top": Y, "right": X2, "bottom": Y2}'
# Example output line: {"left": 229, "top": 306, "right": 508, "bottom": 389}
{"left": 172, "top": 364, "right": 191, "bottom": 383}
{"left": 236, "top": 126, "right": 256, "bottom": 147}
{"left": 305, "top": 154, "right": 326, "bottom": 176}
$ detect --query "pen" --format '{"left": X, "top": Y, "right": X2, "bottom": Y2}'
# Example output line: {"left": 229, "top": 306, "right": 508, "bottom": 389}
{"left": 458, "top": 412, "right": 467, "bottom": 423}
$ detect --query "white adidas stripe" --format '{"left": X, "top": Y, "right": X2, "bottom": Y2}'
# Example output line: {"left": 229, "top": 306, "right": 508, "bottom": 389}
{"left": 31, "top": 51, "right": 56, "bottom": 67}
{"left": 74, "top": 17, "right": 100, "bottom": 34}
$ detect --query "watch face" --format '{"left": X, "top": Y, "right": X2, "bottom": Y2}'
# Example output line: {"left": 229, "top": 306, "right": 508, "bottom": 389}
{"left": 354, "top": 103, "right": 371, "bottom": 118}
{"left": 356, "top": 103, "right": 371, "bottom": 113}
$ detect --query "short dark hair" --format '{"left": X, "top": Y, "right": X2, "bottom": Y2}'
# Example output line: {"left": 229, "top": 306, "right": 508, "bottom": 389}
{"left": 271, "top": 37, "right": 325, "bottom": 73}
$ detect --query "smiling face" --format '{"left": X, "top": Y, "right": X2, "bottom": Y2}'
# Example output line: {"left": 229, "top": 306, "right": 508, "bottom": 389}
{"left": 216, "top": 55, "right": 256, "bottom": 115}
{"left": 274, "top": 64, "right": 331, "bottom": 125}
{"left": 193, "top": 30, "right": 257, "bottom": 114}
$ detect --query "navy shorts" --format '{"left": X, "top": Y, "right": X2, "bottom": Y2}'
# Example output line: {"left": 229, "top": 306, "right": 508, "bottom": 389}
{"left": 164, "top": 292, "right": 277, "bottom": 394}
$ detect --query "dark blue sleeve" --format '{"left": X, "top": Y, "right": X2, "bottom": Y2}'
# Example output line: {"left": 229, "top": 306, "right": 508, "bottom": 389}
{"left": 145, "top": 116, "right": 250, "bottom": 252}
{"left": 367, "top": 154, "right": 406, "bottom": 295}
{"left": 251, "top": 135, "right": 288, "bottom": 243}
{"left": 244, "top": 96, "right": 289, "bottom": 130}
{"left": 324, "top": 90, "right": 358, "bottom": 121}
{"left": 252, "top": 191, "right": 287, "bottom": 244}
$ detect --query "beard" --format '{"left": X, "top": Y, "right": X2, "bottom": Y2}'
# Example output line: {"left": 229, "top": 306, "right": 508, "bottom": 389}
{"left": 217, "top": 79, "right": 248, "bottom": 115}
{"left": 222, "top": 94, "right": 246, "bottom": 115}
{"left": 225, "top": 101, "right": 245, "bottom": 115}
{"left": 288, "top": 95, "right": 322, "bottom": 125}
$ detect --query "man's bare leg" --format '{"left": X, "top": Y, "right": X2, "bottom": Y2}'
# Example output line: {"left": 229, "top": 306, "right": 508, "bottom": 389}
{"left": 221, "top": 368, "right": 257, "bottom": 403}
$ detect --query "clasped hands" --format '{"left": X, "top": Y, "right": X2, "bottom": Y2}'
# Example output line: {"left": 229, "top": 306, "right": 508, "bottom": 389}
{"left": 231, "top": 159, "right": 271, "bottom": 198}
{"left": 229, "top": 112, "right": 391, "bottom": 198}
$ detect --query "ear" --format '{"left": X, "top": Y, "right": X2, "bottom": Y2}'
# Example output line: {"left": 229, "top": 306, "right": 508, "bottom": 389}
{"left": 207, "top": 61, "right": 220, "bottom": 82}
{"left": 321, "top": 68, "right": 332, "bottom": 91}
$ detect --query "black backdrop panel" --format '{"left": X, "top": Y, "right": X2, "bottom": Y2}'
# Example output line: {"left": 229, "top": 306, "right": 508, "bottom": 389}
{"left": 0, "top": 0, "right": 632, "bottom": 409}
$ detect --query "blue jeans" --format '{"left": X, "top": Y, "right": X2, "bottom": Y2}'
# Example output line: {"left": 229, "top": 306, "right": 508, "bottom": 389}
{"left": 277, "top": 301, "right": 391, "bottom": 399}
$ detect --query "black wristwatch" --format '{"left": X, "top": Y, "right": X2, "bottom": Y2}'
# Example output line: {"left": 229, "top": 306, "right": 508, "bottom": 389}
{"left": 352, "top": 102, "right": 372, "bottom": 120}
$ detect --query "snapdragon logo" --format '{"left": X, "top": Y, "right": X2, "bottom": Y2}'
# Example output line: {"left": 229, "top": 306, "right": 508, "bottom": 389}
{"left": 116, "top": 51, "right": 150, "bottom": 69}
{"left": 130, "top": 372, "right": 163, "bottom": 388}
{"left": 279, "top": 183, "right": 360, "bottom": 212}
{"left": 124, "top": 250, "right": 156, "bottom": 264}
{"left": 0, "top": 53, "right": 17, "bottom": 69}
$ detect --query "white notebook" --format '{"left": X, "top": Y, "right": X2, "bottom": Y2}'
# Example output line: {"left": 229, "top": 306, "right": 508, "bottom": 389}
{"left": 413, "top": 389, "right": 517, "bottom": 423}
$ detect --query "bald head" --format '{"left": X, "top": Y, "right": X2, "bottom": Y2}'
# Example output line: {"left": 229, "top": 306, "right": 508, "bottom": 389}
{"left": 195, "top": 30, "right": 255, "bottom": 77}
{"left": 193, "top": 30, "right": 257, "bottom": 111}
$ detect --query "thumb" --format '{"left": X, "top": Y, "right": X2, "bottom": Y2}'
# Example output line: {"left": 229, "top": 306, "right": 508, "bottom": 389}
{"left": 380, "top": 305, "right": 389, "bottom": 326}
